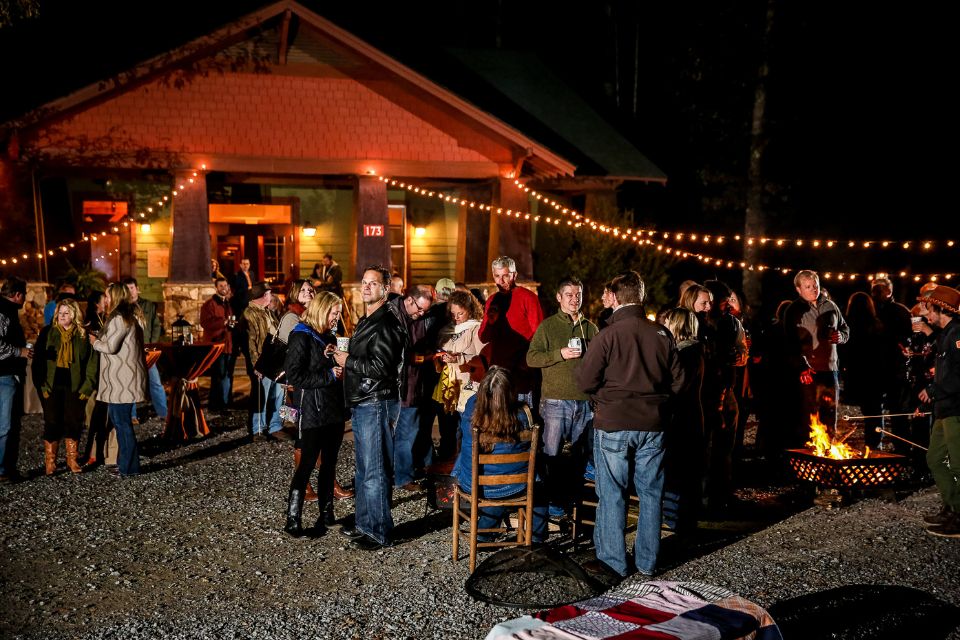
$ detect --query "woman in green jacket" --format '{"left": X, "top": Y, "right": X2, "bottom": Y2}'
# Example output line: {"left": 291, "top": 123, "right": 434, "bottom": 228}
{"left": 41, "top": 299, "right": 98, "bottom": 474}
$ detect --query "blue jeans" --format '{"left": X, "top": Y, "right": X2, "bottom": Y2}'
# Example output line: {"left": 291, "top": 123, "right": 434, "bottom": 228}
{"left": 394, "top": 406, "right": 420, "bottom": 486}
{"left": 253, "top": 376, "right": 284, "bottom": 435}
{"left": 0, "top": 375, "right": 23, "bottom": 477}
{"left": 593, "top": 429, "right": 666, "bottom": 576}
{"left": 208, "top": 353, "right": 232, "bottom": 409}
{"left": 131, "top": 366, "right": 167, "bottom": 421}
{"left": 108, "top": 403, "right": 141, "bottom": 476}
{"left": 393, "top": 405, "right": 433, "bottom": 485}
{"left": 476, "top": 489, "right": 549, "bottom": 544}
{"left": 540, "top": 399, "right": 593, "bottom": 456}
{"left": 352, "top": 399, "right": 399, "bottom": 544}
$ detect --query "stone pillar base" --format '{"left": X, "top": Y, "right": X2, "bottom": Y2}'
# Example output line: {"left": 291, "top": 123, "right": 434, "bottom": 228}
{"left": 162, "top": 282, "right": 216, "bottom": 340}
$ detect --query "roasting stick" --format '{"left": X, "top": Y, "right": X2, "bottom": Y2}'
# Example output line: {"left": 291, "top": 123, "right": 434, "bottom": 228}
{"left": 842, "top": 412, "right": 930, "bottom": 421}
{"left": 874, "top": 427, "right": 928, "bottom": 451}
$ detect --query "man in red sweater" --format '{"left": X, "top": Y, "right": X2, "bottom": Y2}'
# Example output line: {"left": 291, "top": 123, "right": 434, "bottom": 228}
{"left": 479, "top": 256, "right": 544, "bottom": 399}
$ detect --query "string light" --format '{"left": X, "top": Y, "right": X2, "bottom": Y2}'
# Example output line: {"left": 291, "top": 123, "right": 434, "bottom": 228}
{"left": 2, "top": 167, "right": 205, "bottom": 267}
{"left": 377, "top": 175, "right": 954, "bottom": 281}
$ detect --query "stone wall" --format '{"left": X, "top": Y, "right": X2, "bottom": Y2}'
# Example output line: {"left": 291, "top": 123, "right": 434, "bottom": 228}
{"left": 162, "top": 282, "right": 216, "bottom": 342}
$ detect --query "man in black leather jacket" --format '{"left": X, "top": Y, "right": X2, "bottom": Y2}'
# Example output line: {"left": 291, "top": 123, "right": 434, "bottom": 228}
{"left": 333, "top": 265, "right": 406, "bottom": 550}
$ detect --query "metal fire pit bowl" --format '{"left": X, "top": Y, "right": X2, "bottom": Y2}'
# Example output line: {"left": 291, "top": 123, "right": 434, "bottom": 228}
{"left": 785, "top": 449, "right": 912, "bottom": 489}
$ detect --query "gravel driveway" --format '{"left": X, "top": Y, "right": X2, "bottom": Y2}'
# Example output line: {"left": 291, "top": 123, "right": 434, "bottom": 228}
{"left": 2, "top": 411, "right": 958, "bottom": 639}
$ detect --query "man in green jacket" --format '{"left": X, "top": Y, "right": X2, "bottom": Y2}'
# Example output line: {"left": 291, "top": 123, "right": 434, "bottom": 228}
{"left": 527, "top": 276, "right": 598, "bottom": 515}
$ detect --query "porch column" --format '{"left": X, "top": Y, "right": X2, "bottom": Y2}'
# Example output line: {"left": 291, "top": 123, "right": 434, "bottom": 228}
{"left": 493, "top": 177, "right": 533, "bottom": 280}
{"left": 352, "top": 175, "right": 389, "bottom": 279}
{"left": 459, "top": 182, "right": 494, "bottom": 283}
{"left": 168, "top": 170, "right": 211, "bottom": 282}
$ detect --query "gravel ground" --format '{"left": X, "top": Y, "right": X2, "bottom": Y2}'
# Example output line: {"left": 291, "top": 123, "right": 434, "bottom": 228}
{"left": 2, "top": 409, "right": 959, "bottom": 639}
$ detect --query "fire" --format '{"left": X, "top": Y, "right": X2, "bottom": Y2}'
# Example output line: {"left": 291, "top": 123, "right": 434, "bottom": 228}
{"left": 806, "top": 414, "right": 858, "bottom": 459}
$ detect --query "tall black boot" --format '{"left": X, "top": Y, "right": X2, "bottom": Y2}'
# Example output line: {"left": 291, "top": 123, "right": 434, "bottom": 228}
{"left": 284, "top": 488, "right": 304, "bottom": 537}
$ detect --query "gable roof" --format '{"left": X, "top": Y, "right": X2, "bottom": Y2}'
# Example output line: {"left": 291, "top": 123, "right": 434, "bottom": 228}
{"left": 0, "top": 1, "right": 663, "bottom": 182}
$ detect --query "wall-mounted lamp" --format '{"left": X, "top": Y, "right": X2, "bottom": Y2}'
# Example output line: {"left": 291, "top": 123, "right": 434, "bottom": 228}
{"left": 414, "top": 226, "right": 426, "bottom": 237}
{"left": 302, "top": 221, "right": 317, "bottom": 237}
{"left": 140, "top": 223, "right": 151, "bottom": 234}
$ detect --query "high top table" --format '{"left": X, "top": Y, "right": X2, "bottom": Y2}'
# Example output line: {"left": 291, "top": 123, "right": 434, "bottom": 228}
{"left": 147, "top": 342, "right": 225, "bottom": 443}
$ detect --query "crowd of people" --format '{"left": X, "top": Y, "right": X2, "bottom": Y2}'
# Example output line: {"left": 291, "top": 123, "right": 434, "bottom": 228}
{"left": 2, "top": 251, "right": 958, "bottom": 578}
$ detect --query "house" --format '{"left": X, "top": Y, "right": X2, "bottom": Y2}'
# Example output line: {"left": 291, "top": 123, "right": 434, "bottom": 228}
{"left": 0, "top": 1, "right": 663, "bottom": 328}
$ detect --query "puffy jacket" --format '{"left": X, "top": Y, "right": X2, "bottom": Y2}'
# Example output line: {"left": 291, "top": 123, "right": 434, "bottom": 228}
{"left": 283, "top": 324, "right": 347, "bottom": 427}
{"left": 344, "top": 302, "right": 407, "bottom": 407}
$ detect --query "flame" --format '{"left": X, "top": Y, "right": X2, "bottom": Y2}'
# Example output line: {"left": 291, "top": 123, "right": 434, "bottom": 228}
{"left": 806, "top": 414, "right": 857, "bottom": 459}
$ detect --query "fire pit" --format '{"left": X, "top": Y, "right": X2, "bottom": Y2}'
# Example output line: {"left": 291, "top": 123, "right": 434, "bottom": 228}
{"left": 785, "top": 448, "right": 911, "bottom": 489}
{"left": 785, "top": 414, "right": 912, "bottom": 491}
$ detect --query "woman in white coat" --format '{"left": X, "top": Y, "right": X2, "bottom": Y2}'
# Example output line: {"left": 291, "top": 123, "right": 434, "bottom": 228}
{"left": 89, "top": 282, "right": 147, "bottom": 477}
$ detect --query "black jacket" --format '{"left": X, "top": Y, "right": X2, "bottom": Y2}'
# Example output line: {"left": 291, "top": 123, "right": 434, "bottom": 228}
{"left": 284, "top": 325, "right": 348, "bottom": 427}
{"left": 344, "top": 302, "right": 407, "bottom": 407}
{"left": 928, "top": 319, "right": 960, "bottom": 420}
{"left": 0, "top": 297, "right": 27, "bottom": 378}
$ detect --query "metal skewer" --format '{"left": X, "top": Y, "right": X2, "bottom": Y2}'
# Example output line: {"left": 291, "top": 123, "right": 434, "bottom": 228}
{"left": 874, "top": 427, "right": 928, "bottom": 451}
{"left": 842, "top": 412, "right": 930, "bottom": 421}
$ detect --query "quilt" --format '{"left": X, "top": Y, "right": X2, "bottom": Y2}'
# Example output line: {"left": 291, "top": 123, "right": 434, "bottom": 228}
{"left": 484, "top": 581, "right": 782, "bottom": 640}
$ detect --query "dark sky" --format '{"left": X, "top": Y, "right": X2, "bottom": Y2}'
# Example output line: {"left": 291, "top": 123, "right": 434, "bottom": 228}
{"left": 9, "top": 0, "right": 954, "bottom": 291}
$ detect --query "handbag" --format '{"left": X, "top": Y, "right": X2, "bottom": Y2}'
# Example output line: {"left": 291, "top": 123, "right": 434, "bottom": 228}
{"left": 280, "top": 388, "right": 303, "bottom": 427}
{"left": 254, "top": 330, "right": 287, "bottom": 381}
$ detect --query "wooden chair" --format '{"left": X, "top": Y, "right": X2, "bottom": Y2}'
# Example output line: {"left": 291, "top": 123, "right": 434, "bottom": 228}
{"left": 570, "top": 479, "right": 640, "bottom": 549}
{"left": 452, "top": 424, "right": 540, "bottom": 572}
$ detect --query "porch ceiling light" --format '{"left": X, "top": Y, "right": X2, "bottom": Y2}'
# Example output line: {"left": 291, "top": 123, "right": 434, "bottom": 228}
{"left": 414, "top": 226, "right": 426, "bottom": 237}
{"left": 302, "top": 221, "right": 317, "bottom": 237}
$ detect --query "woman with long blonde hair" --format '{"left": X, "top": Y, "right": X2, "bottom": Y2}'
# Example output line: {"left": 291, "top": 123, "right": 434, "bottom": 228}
{"left": 281, "top": 291, "right": 348, "bottom": 537}
{"left": 39, "top": 299, "right": 98, "bottom": 474}
{"left": 89, "top": 282, "right": 146, "bottom": 477}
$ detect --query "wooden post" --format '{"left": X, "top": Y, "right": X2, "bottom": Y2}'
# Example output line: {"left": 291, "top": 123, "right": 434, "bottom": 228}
{"left": 494, "top": 177, "right": 533, "bottom": 280}
{"left": 352, "top": 175, "right": 389, "bottom": 279}
{"left": 168, "top": 171, "right": 211, "bottom": 282}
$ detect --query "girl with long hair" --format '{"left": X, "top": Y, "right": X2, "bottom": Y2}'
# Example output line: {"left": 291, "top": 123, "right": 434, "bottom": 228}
{"left": 39, "top": 299, "right": 98, "bottom": 474}
{"left": 453, "top": 366, "right": 547, "bottom": 542}
{"left": 660, "top": 308, "right": 705, "bottom": 532}
{"left": 282, "top": 292, "right": 349, "bottom": 537}
{"left": 89, "top": 282, "right": 146, "bottom": 477}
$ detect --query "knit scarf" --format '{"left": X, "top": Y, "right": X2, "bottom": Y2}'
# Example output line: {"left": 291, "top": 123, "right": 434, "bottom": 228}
{"left": 54, "top": 324, "right": 75, "bottom": 368}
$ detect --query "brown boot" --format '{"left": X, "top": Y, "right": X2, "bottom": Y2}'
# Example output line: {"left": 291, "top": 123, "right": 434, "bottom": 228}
{"left": 294, "top": 449, "right": 319, "bottom": 502}
{"left": 333, "top": 479, "right": 355, "bottom": 500}
{"left": 65, "top": 439, "right": 83, "bottom": 474}
{"left": 44, "top": 440, "right": 60, "bottom": 476}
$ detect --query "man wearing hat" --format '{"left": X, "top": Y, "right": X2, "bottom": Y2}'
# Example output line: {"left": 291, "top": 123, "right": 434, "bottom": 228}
{"left": 918, "top": 285, "right": 960, "bottom": 538}
{"left": 243, "top": 282, "right": 286, "bottom": 441}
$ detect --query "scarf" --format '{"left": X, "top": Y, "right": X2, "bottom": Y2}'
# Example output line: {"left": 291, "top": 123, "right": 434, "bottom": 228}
{"left": 54, "top": 324, "right": 75, "bottom": 368}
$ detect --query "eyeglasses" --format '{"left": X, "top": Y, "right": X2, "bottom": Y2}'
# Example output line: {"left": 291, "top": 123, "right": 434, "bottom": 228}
{"left": 410, "top": 297, "right": 429, "bottom": 315}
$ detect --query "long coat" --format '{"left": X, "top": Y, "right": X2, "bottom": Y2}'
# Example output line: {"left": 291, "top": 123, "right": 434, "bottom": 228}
{"left": 92, "top": 314, "right": 147, "bottom": 404}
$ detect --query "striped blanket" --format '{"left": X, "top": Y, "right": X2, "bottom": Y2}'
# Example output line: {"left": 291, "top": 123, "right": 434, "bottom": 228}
{"left": 485, "top": 581, "right": 782, "bottom": 640}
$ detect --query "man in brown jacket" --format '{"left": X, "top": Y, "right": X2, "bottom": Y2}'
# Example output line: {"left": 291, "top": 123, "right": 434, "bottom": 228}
{"left": 577, "top": 270, "right": 684, "bottom": 578}
{"left": 243, "top": 282, "right": 286, "bottom": 441}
